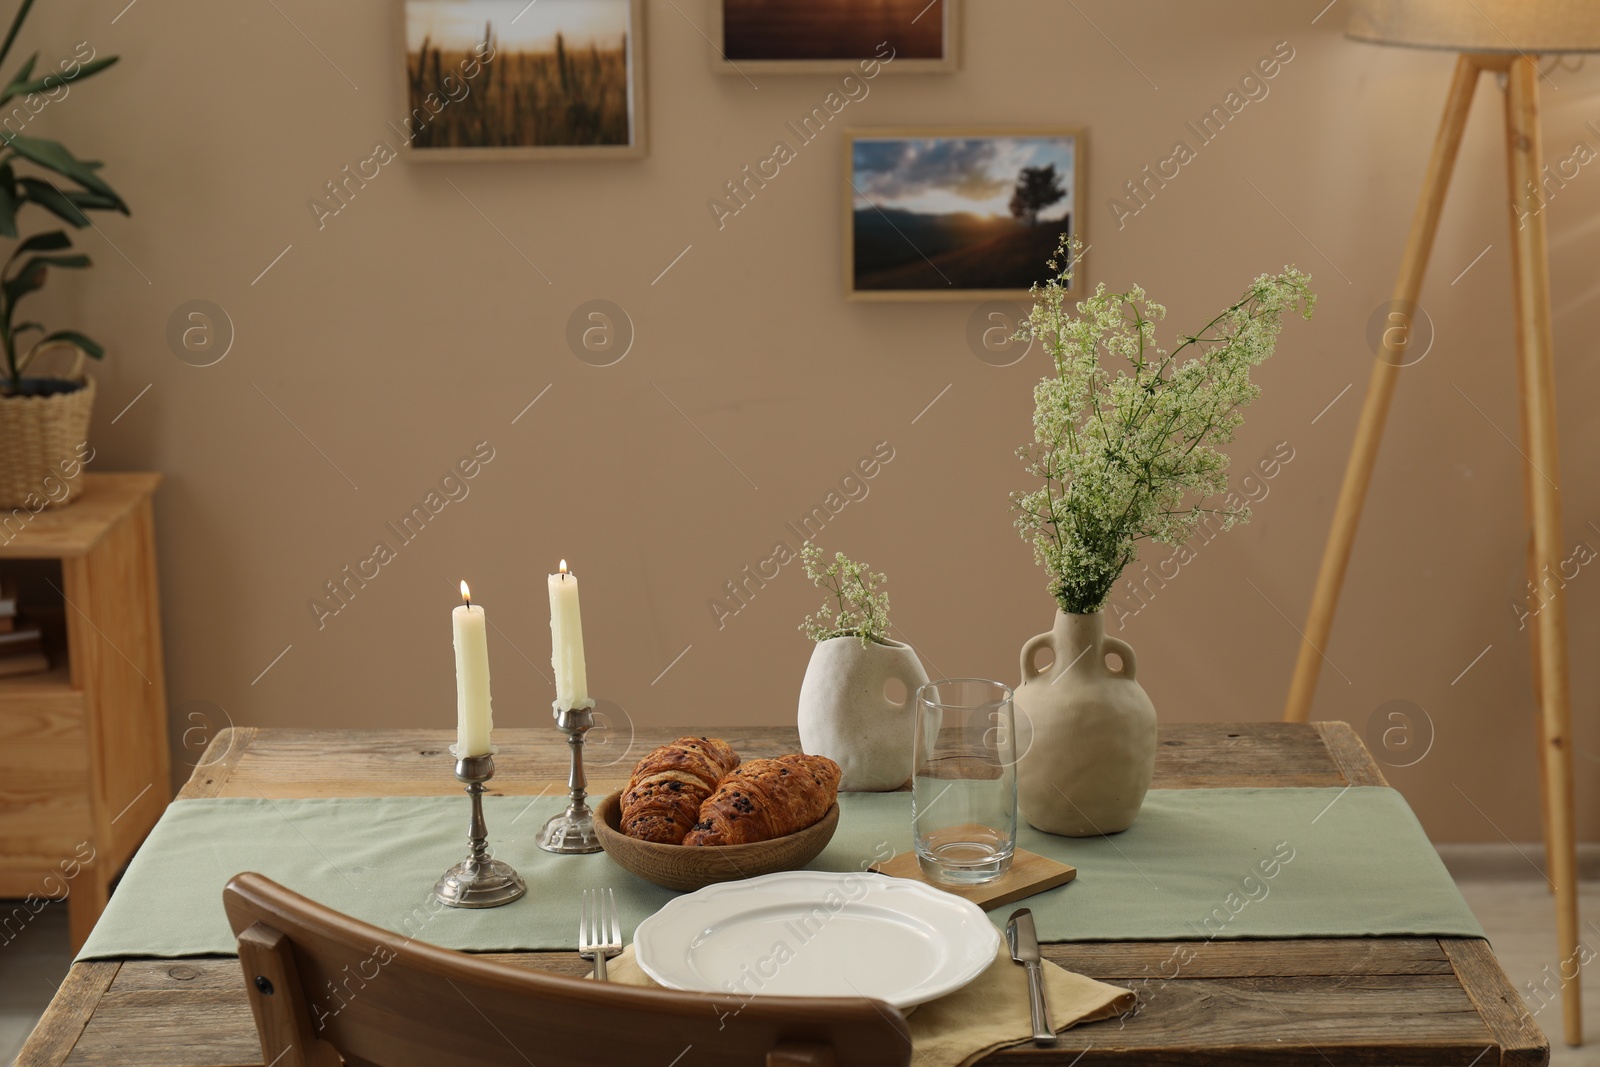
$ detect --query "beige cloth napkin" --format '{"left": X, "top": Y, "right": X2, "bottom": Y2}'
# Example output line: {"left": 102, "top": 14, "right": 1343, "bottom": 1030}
{"left": 601, "top": 943, "right": 1135, "bottom": 1067}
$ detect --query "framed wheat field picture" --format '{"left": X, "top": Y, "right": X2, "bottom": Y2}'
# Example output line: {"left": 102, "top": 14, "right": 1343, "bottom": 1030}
{"left": 710, "top": 0, "right": 959, "bottom": 73}
{"left": 845, "top": 128, "right": 1084, "bottom": 301}
{"left": 399, "top": 0, "right": 645, "bottom": 160}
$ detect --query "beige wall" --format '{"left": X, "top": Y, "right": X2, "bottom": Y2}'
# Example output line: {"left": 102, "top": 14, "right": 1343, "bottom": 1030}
{"left": 23, "top": 0, "right": 1600, "bottom": 842}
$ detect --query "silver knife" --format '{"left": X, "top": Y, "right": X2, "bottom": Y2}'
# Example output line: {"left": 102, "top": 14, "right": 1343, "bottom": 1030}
{"left": 1006, "top": 907, "right": 1055, "bottom": 1046}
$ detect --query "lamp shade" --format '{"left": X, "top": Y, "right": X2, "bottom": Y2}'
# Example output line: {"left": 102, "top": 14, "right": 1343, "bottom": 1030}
{"left": 1346, "top": 0, "right": 1600, "bottom": 53}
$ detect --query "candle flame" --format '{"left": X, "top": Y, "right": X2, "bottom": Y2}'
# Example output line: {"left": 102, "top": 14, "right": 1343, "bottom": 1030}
{"left": 559, "top": 559, "right": 569, "bottom": 577}
{"left": 459, "top": 580, "right": 471, "bottom": 607}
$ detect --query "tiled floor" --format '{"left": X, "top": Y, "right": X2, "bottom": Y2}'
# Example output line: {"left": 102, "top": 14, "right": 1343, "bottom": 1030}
{"left": 0, "top": 866, "right": 1596, "bottom": 1064}
{"left": 1445, "top": 860, "right": 1600, "bottom": 1067}
{"left": 0, "top": 904, "right": 71, "bottom": 1066}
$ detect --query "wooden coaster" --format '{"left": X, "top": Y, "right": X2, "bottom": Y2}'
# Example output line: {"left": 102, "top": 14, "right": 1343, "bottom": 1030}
{"left": 870, "top": 848, "right": 1076, "bottom": 910}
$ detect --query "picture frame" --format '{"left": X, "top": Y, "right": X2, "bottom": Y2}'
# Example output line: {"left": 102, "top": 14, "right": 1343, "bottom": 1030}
{"left": 709, "top": 0, "right": 959, "bottom": 74}
{"left": 397, "top": 0, "right": 646, "bottom": 161}
{"left": 844, "top": 127, "right": 1086, "bottom": 302}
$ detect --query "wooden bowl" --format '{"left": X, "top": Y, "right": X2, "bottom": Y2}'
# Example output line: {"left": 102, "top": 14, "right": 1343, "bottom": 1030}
{"left": 593, "top": 792, "right": 840, "bottom": 893}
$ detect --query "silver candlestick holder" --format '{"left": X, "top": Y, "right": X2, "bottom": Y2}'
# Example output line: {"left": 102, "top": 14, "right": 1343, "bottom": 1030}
{"left": 433, "top": 746, "right": 527, "bottom": 908}
{"left": 538, "top": 704, "right": 603, "bottom": 854}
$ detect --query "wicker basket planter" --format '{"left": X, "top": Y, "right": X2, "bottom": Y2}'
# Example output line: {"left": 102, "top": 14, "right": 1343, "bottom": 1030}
{"left": 0, "top": 0, "right": 126, "bottom": 514}
{"left": 0, "top": 368, "right": 95, "bottom": 509}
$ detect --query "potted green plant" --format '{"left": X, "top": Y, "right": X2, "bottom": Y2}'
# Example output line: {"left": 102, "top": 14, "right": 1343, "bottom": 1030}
{"left": 1011, "top": 237, "right": 1313, "bottom": 836}
{"left": 795, "top": 543, "right": 929, "bottom": 792}
{"left": 0, "top": 0, "right": 125, "bottom": 509}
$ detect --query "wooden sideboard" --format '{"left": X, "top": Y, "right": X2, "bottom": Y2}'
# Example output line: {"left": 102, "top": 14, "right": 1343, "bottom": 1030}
{"left": 0, "top": 472, "right": 170, "bottom": 950}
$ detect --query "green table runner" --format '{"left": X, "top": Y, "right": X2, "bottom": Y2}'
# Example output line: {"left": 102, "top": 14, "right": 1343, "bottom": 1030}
{"left": 77, "top": 787, "right": 1483, "bottom": 961}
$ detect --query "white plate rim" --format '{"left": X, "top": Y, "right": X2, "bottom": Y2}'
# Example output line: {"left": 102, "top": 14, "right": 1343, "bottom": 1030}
{"left": 633, "top": 869, "right": 1001, "bottom": 1009}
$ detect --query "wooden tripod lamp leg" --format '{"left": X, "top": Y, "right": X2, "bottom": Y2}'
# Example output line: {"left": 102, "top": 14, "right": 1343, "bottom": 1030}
{"left": 1283, "top": 56, "right": 1483, "bottom": 723}
{"left": 1504, "top": 54, "right": 1582, "bottom": 1047}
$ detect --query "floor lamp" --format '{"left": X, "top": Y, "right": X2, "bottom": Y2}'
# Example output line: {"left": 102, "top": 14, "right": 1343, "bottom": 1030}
{"left": 1283, "top": 0, "right": 1598, "bottom": 1047}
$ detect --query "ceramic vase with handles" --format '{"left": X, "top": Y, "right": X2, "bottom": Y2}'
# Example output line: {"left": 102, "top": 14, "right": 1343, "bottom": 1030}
{"left": 1014, "top": 611, "right": 1157, "bottom": 836}
{"left": 797, "top": 636, "right": 930, "bottom": 791}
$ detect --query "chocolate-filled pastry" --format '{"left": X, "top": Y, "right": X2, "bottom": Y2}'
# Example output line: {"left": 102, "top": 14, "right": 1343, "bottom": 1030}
{"left": 683, "top": 754, "right": 840, "bottom": 846}
{"left": 620, "top": 737, "right": 740, "bottom": 844}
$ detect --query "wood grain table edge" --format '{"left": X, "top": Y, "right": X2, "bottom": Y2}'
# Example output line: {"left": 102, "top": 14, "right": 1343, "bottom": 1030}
{"left": 1443, "top": 939, "right": 1550, "bottom": 1066}
{"left": 176, "top": 728, "right": 258, "bottom": 801}
{"left": 1317, "top": 721, "right": 1546, "bottom": 1063}
{"left": 11, "top": 960, "right": 118, "bottom": 1067}
{"left": 1313, "top": 720, "right": 1390, "bottom": 788}
{"left": 1318, "top": 722, "right": 1547, "bottom": 1063}
{"left": 22, "top": 722, "right": 1545, "bottom": 1067}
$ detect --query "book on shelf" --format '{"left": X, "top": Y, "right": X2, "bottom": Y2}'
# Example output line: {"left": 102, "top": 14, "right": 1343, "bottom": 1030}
{"left": 0, "top": 625, "right": 44, "bottom": 658}
{"left": 0, "top": 576, "right": 46, "bottom": 675}
{"left": 0, "top": 649, "right": 48, "bottom": 677}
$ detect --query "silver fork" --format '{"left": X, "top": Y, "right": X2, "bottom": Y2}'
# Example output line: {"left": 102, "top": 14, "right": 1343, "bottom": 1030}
{"left": 578, "top": 888, "right": 623, "bottom": 981}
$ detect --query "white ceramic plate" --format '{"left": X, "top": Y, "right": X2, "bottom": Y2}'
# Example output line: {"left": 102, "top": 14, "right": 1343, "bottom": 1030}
{"left": 633, "top": 870, "right": 1000, "bottom": 1010}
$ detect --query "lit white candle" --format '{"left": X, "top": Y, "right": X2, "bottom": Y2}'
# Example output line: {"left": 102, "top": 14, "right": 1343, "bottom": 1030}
{"left": 453, "top": 581, "right": 493, "bottom": 756}
{"left": 548, "top": 560, "right": 594, "bottom": 712}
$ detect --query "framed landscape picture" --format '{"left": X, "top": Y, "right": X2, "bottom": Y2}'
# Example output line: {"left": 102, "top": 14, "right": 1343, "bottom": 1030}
{"left": 845, "top": 128, "right": 1084, "bottom": 301}
{"left": 400, "top": 0, "right": 645, "bottom": 160}
{"left": 710, "top": 0, "right": 959, "bottom": 73}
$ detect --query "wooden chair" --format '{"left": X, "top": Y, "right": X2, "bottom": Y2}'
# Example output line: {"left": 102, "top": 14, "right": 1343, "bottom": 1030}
{"left": 223, "top": 873, "right": 912, "bottom": 1067}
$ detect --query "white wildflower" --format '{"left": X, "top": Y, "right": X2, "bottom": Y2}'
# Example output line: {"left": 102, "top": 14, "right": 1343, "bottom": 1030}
{"left": 799, "top": 542, "right": 892, "bottom": 645}
{"left": 1013, "top": 236, "right": 1315, "bottom": 614}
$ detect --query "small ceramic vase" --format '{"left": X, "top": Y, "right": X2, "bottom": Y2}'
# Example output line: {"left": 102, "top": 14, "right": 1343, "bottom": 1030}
{"left": 797, "top": 636, "right": 930, "bottom": 791}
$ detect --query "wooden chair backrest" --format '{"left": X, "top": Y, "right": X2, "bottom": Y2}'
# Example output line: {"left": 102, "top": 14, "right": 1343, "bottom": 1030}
{"left": 222, "top": 873, "right": 912, "bottom": 1067}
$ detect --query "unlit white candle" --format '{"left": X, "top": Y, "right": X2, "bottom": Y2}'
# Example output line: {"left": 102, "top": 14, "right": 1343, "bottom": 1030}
{"left": 454, "top": 581, "right": 493, "bottom": 756}
{"left": 549, "top": 560, "right": 594, "bottom": 712}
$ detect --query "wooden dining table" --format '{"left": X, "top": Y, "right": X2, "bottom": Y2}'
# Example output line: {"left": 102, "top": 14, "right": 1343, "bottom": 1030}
{"left": 15, "top": 721, "right": 1546, "bottom": 1066}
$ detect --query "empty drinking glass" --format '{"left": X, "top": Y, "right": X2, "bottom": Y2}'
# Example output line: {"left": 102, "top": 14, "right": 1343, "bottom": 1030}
{"left": 912, "top": 678, "right": 1018, "bottom": 885}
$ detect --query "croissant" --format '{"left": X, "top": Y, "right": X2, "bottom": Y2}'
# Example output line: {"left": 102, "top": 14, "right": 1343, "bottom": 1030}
{"left": 683, "top": 754, "right": 840, "bottom": 846}
{"left": 620, "top": 736, "right": 740, "bottom": 844}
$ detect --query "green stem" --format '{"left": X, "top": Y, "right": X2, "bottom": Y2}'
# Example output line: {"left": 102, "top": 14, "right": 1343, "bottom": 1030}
{"left": 0, "top": 0, "right": 36, "bottom": 73}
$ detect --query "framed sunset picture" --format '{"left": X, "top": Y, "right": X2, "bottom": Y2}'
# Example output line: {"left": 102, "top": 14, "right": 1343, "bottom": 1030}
{"left": 711, "top": 0, "right": 959, "bottom": 73}
{"left": 845, "top": 128, "right": 1084, "bottom": 301}
{"left": 399, "top": 0, "right": 645, "bottom": 160}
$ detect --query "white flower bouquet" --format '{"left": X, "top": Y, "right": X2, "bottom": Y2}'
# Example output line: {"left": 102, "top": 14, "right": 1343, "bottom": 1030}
{"left": 799, "top": 543, "right": 891, "bottom": 645}
{"left": 1014, "top": 237, "right": 1314, "bottom": 615}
